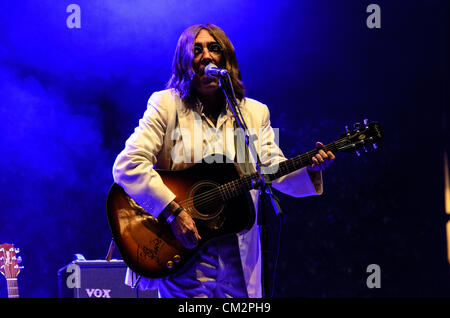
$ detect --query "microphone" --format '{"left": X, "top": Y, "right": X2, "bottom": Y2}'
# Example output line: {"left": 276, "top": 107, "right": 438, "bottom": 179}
{"left": 205, "top": 64, "right": 228, "bottom": 77}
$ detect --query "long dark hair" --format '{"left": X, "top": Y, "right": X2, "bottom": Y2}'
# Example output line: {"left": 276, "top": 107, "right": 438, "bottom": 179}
{"left": 166, "top": 24, "right": 245, "bottom": 109}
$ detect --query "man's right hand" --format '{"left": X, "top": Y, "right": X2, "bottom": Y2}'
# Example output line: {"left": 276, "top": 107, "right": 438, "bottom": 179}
{"left": 168, "top": 208, "right": 201, "bottom": 249}
{"left": 161, "top": 201, "right": 201, "bottom": 249}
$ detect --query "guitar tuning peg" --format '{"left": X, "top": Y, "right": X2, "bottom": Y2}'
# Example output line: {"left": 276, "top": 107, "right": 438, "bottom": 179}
{"left": 363, "top": 146, "right": 368, "bottom": 153}
{"left": 353, "top": 122, "right": 361, "bottom": 129}
{"left": 372, "top": 143, "right": 378, "bottom": 149}
{"left": 363, "top": 118, "right": 369, "bottom": 125}
{"left": 345, "top": 125, "right": 350, "bottom": 134}
{"left": 15, "top": 248, "right": 20, "bottom": 254}
{"left": 355, "top": 150, "right": 360, "bottom": 156}
{"left": 17, "top": 256, "right": 22, "bottom": 264}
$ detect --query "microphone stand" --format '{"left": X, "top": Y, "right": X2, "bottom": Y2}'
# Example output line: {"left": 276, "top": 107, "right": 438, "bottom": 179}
{"left": 219, "top": 74, "right": 283, "bottom": 298}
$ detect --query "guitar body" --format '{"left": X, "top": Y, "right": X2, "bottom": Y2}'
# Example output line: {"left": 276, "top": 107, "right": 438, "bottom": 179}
{"left": 106, "top": 155, "right": 256, "bottom": 279}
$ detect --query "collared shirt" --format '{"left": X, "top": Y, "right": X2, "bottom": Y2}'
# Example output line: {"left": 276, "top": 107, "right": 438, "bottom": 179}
{"left": 196, "top": 98, "right": 237, "bottom": 161}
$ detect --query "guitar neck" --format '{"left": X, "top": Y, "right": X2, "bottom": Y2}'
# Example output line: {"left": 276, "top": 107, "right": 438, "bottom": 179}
{"left": 6, "top": 278, "right": 19, "bottom": 298}
{"left": 219, "top": 141, "right": 339, "bottom": 200}
{"left": 265, "top": 141, "right": 338, "bottom": 181}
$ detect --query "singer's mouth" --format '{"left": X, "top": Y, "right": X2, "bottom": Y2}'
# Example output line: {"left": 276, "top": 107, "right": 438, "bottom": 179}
{"left": 202, "top": 75, "right": 216, "bottom": 83}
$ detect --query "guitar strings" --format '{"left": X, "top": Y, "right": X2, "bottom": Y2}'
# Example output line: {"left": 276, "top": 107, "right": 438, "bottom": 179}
{"left": 176, "top": 140, "right": 348, "bottom": 210}
{"left": 177, "top": 175, "right": 254, "bottom": 211}
{"left": 176, "top": 140, "right": 347, "bottom": 209}
{"left": 177, "top": 178, "right": 250, "bottom": 210}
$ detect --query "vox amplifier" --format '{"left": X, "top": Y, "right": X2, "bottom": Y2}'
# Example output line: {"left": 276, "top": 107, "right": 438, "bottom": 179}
{"left": 57, "top": 259, "right": 157, "bottom": 298}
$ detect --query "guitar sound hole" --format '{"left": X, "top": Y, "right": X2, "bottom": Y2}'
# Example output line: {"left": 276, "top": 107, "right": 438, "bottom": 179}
{"left": 189, "top": 181, "right": 223, "bottom": 219}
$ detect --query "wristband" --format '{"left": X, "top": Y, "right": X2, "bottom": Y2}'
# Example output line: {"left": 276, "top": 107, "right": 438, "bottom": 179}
{"left": 166, "top": 206, "right": 183, "bottom": 224}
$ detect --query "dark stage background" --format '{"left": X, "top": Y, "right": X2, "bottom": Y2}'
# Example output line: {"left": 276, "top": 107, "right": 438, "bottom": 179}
{"left": 0, "top": 1, "right": 449, "bottom": 298}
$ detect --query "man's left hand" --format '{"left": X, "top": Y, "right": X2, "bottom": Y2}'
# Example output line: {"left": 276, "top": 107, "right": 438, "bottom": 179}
{"left": 307, "top": 141, "right": 335, "bottom": 172}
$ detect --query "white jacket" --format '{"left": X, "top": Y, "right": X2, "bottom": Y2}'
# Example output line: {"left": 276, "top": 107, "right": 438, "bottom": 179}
{"left": 113, "top": 89, "right": 323, "bottom": 297}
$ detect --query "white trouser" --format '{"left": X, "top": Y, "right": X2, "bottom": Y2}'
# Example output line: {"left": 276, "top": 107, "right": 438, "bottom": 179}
{"left": 157, "top": 234, "right": 248, "bottom": 298}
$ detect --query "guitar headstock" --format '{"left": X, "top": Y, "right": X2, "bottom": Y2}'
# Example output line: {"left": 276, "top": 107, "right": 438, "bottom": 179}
{"left": 0, "top": 243, "right": 22, "bottom": 279}
{"left": 336, "top": 119, "right": 383, "bottom": 155}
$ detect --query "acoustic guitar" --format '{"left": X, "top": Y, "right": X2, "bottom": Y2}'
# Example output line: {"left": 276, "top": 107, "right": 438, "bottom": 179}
{"left": 106, "top": 121, "right": 383, "bottom": 278}
{"left": 0, "top": 243, "right": 22, "bottom": 298}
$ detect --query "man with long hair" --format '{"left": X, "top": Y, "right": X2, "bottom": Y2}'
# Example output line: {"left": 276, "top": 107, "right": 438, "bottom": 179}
{"left": 113, "top": 23, "right": 335, "bottom": 298}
